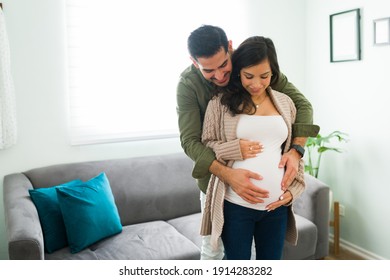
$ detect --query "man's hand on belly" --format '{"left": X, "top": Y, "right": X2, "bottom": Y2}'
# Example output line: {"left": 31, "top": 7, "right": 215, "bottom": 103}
{"left": 210, "top": 160, "right": 269, "bottom": 204}
{"left": 278, "top": 150, "right": 300, "bottom": 190}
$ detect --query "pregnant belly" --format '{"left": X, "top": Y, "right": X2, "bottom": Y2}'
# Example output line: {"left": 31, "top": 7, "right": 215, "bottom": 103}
{"left": 228, "top": 155, "right": 284, "bottom": 210}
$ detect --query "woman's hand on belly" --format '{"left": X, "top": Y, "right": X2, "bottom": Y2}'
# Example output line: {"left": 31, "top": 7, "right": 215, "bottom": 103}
{"left": 240, "top": 139, "right": 264, "bottom": 159}
{"left": 265, "top": 190, "right": 292, "bottom": 211}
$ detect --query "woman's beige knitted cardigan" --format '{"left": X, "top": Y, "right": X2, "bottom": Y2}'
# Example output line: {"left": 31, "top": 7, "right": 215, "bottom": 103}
{"left": 200, "top": 87, "right": 305, "bottom": 250}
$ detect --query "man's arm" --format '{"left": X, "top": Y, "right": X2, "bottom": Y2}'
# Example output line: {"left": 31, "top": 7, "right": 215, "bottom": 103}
{"left": 272, "top": 72, "right": 320, "bottom": 189}
{"left": 272, "top": 72, "right": 320, "bottom": 138}
{"left": 176, "top": 80, "right": 215, "bottom": 180}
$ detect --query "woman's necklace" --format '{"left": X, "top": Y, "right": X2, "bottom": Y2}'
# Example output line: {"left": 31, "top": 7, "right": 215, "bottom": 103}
{"left": 253, "top": 94, "right": 268, "bottom": 109}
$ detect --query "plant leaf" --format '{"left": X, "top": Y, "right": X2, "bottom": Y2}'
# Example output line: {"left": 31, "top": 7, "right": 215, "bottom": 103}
{"left": 304, "top": 130, "right": 349, "bottom": 178}
{"left": 318, "top": 146, "right": 343, "bottom": 153}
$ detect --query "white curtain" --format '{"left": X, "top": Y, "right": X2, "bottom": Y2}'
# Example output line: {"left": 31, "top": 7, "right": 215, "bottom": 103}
{"left": 0, "top": 7, "right": 17, "bottom": 149}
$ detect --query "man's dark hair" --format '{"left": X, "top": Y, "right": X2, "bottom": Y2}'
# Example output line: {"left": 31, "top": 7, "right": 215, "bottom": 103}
{"left": 187, "top": 25, "right": 229, "bottom": 61}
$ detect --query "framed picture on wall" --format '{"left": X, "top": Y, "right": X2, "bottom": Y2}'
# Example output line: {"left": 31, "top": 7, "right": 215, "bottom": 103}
{"left": 374, "top": 17, "right": 390, "bottom": 45}
{"left": 330, "top": 9, "right": 361, "bottom": 62}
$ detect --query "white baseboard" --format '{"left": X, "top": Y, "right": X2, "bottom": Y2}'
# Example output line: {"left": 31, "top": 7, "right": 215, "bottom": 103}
{"left": 329, "top": 234, "right": 386, "bottom": 260}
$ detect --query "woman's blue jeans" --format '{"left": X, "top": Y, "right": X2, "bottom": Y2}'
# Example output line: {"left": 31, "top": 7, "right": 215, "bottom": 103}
{"left": 221, "top": 200, "right": 288, "bottom": 260}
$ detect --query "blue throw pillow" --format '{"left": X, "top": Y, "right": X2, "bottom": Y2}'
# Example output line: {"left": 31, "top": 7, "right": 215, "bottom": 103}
{"left": 28, "top": 179, "right": 83, "bottom": 253}
{"left": 56, "top": 172, "right": 122, "bottom": 253}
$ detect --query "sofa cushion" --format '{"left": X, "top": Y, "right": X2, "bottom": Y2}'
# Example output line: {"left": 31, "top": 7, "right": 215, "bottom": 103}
{"left": 45, "top": 246, "right": 100, "bottom": 260}
{"left": 92, "top": 221, "right": 200, "bottom": 260}
{"left": 168, "top": 213, "right": 202, "bottom": 248}
{"left": 56, "top": 173, "right": 122, "bottom": 253}
{"left": 45, "top": 221, "right": 200, "bottom": 260}
{"left": 28, "top": 179, "right": 82, "bottom": 253}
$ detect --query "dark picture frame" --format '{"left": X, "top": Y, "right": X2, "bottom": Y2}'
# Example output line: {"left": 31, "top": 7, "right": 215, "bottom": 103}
{"left": 330, "top": 9, "right": 361, "bottom": 62}
{"left": 374, "top": 17, "right": 390, "bottom": 45}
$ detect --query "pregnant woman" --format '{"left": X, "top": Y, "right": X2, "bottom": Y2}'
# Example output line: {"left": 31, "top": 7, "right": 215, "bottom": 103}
{"left": 200, "top": 36, "right": 306, "bottom": 260}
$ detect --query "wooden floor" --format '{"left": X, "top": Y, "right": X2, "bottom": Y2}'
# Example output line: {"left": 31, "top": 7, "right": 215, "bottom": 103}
{"left": 324, "top": 243, "right": 365, "bottom": 260}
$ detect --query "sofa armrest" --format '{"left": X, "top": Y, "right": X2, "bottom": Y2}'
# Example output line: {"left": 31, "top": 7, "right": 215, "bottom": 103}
{"left": 3, "top": 173, "right": 44, "bottom": 260}
{"left": 293, "top": 174, "right": 330, "bottom": 259}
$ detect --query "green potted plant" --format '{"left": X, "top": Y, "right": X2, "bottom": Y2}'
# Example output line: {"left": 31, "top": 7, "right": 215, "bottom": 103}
{"left": 304, "top": 130, "right": 349, "bottom": 256}
{"left": 304, "top": 130, "right": 349, "bottom": 178}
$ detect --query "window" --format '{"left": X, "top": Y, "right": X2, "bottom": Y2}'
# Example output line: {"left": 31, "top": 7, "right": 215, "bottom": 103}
{"left": 66, "top": 0, "right": 248, "bottom": 145}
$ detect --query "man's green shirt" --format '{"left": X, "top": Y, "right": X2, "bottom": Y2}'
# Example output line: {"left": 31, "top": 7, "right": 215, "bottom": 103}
{"left": 176, "top": 65, "right": 319, "bottom": 193}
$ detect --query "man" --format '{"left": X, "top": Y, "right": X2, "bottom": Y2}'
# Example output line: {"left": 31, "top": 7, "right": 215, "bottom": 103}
{"left": 176, "top": 25, "right": 319, "bottom": 260}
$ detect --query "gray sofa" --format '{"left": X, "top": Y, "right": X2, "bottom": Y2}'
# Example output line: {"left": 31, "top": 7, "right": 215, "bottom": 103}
{"left": 3, "top": 153, "right": 329, "bottom": 260}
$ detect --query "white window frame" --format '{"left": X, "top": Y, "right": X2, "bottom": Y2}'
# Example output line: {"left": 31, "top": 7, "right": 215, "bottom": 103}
{"left": 65, "top": 0, "right": 249, "bottom": 145}
{"left": 65, "top": 0, "right": 188, "bottom": 145}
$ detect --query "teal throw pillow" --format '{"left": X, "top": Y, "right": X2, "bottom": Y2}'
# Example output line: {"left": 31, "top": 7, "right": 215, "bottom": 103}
{"left": 56, "top": 172, "right": 122, "bottom": 253}
{"left": 28, "top": 179, "right": 83, "bottom": 253}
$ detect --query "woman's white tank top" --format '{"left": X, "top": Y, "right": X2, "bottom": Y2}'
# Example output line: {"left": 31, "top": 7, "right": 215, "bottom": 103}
{"left": 225, "top": 115, "right": 288, "bottom": 210}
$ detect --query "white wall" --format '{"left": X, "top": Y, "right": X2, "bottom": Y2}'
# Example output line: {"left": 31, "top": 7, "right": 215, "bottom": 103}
{"left": 0, "top": 0, "right": 306, "bottom": 260}
{"left": 305, "top": 0, "right": 390, "bottom": 259}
